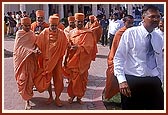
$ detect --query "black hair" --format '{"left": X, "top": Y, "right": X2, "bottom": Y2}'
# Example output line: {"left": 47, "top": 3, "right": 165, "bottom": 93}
{"left": 160, "top": 17, "right": 164, "bottom": 22}
{"left": 123, "top": 15, "right": 134, "bottom": 22}
{"left": 142, "top": 5, "right": 160, "bottom": 15}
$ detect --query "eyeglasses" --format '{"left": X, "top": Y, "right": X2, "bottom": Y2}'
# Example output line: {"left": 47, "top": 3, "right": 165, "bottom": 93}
{"left": 145, "top": 15, "right": 161, "bottom": 20}
{"left": 37, "top": 17, "right": 44, "bottom": 19}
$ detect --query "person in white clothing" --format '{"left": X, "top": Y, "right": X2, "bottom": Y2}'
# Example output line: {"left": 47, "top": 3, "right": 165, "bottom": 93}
{"left": 113, "top": 5, "right": 164, "bottom": 110}
{"left": 108, "top": 13, "right": 123, "bottom": 49}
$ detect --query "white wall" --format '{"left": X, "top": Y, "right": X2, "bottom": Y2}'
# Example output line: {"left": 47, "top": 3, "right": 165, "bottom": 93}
{"left": 26, "top": 4, "right": 41, "bottom": 15}
{"left": 4, "top": 4, "right": 19, "bottom": 14}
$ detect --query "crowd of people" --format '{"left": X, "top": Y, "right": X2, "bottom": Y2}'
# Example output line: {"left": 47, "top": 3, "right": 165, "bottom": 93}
{"left": 9, "top": 4, "right": 165, "bottom": 110}
{"left": 4, "top": 10, "right": 37, "bottom": 37}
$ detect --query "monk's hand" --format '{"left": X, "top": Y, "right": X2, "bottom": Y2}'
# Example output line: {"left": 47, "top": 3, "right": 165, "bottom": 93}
{"left": 63, "top": 58, "right": 67, "bottom": 67}
{"left": 33, "top": 49, "right": 41, "bottom": 54}
{"left": 36, "top": 49, "right": 41, "bottom": 54}
{"left": 71, "top": 45, "right": 78, "bottom": 50}
{"left": 119, "top": 81, "right": 131, "bottom": 97}
{"left": 34, "top": 47, "right": 41, "bottom": 54}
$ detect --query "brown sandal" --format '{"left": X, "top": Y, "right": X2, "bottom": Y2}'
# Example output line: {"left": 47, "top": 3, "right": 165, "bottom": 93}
{"left": 45, "top": 97, "right": 53, "bottom": 105}
{"left": 68, "top": 96, "right": 75, "bottom": 104}
{"left": 77, "top": 97, "right": 84, "bottom": 105}
{"left": 55, "top": 99, "right": 63, "bottom": 107}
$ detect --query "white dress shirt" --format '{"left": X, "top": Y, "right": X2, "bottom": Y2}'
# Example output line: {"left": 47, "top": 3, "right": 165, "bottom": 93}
{"left": 108, "top": 19, "right": 123, "bottom": 38}
{"left": 113, "top": 25, "right": 163, "bottom": 84}
{"left": 155, "top": 28, "right": 164, "bottom": 84}
{"left": 155, "top": 28, "right": 164, "bottom": 49}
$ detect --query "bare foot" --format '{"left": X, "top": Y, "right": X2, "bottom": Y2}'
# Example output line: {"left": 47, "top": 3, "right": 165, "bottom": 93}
{"left": 55, "top": 98, "right": 63, "bottom": 107}
{"left": 68, "top": 96, "right": 75, "bottom": 104}
{"left": 45, "top": 97, "right": 53, "bottom": 105}
{"left": 77, "top": 97, "right": 84, "bottom": 105}
{"left": 25, "top": 100, "right": 31, "bottom": 110}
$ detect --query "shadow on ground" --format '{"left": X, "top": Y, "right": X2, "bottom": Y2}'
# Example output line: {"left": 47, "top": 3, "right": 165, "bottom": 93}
{"left": 4, "top": 49, "right": 13, "bottom": 58}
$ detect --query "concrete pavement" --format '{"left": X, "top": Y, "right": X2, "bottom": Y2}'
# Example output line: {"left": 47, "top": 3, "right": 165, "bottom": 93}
{"left": 3, "top": 36, "right": 110, "bottom": 112}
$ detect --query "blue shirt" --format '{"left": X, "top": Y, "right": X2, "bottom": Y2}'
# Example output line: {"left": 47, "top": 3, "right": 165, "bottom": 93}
{"left": 100, "top": 19, "right": 109, "bottom": 29}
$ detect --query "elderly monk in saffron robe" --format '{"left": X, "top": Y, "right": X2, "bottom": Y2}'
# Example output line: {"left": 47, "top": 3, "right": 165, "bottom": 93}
{"left": 34, "top": 16, "right": 68, "bottom": 107}
{"left": 105, "top": 15, "right": 134, "bottom": 100}
{"left": 63, "top": 13, "right": 97, "bottom": 104}
{"left": 64, "top": 16, "right": 75, "bottom": 38}
{"left": 31, "top": 10, "right": 49, "bottom": 35}
{"left": 85, "top": 15, "right": 102, "bottom": 43}
{"left": 53, "top": 14, "right": 65, "bottom": 30}
{"left": 13, "top": 17, "right": 41, "bottom": 110}
{"left": 63, "top": 16, "right": 76, "bottom": 83}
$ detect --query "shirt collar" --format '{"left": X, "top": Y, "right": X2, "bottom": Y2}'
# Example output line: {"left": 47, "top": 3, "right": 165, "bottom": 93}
{"left": 140, "top": 25, "right": 155, "bottom": 38}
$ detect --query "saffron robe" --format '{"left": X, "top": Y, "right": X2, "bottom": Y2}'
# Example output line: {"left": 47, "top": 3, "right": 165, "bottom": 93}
{"left": 31, "top": 21, "right": 49, "bottom": 34}
{"left": 105, "top": 26, "right": 127, "bottom": 99}
{"left": 34, "top": 28, "right": 68, "bottom": 94}
{"left": 13, "top": 30, "right": 38, "bottom": 100}
{"left": 58, "top": 23, "right": 65, "bottom": 30}
{"left": 85, "top": 21, "right": 103, "bottom": 43}
{"left": 63, "top": 27, "right": 97, "bottom": 98}
{"left": 64, "top": 26, "right": 74, "bottom": 39}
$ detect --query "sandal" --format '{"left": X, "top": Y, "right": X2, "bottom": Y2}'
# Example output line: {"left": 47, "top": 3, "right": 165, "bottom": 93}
{"left": 77, "top": 97, "right": 84, "bottom": 105}
{"left": 68, "top": 96, "right": 75, "bottom": 104}
{"left": 55, "top": 99, "right": 63, "bottom": 107}
{"left": 45, "top": 97, "right": 53, "bottom": 105}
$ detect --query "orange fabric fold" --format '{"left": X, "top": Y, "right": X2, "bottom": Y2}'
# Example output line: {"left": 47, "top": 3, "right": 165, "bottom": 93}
{"left": 85, "top": 20, "right": 102, "bottom": 43}
{"left": 64, "top": 26, "right": 74, "bottom": 41}
{"left": 105, "top": 27, "right": 127, "bottom": 99}
{"left": 31, "top": 21, "right": 49, "bottom": 33}
{"left": 58, "top": 23, "right": 65, "bottom": 30}
{"left": 13, "top": 30, "right": 37, "bottom": 100}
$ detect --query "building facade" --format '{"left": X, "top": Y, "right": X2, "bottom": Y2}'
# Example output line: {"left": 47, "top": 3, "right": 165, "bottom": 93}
{"left": 3, "top": 3, "right": 164, "bottom": 22}
{"left": 3, "top": 3, "right": 138, "bottom": 21}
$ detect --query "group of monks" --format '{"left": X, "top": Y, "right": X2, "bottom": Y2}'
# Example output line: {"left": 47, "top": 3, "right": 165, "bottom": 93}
{"left": 13, "top": 10, "right": 102, "bottom": 110}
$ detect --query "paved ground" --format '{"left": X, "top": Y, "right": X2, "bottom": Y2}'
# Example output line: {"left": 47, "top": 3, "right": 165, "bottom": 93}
{"left": 3, "top": 36, "right": 111, "bottom": 112}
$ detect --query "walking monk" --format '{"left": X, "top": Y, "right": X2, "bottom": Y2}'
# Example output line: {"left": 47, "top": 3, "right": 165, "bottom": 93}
{"left": 31, "top": 10, "right": 49, "bottom": 35}
{"left": 85, "top": 15, "right": 102, "bottom": 43}
{"left": 64, "top": 16, "right": 75, "bottom": 38}
{"left": 31, "top": 10, "right": 48, "bottom": 91}
{"left": 13, "top": 17, "right": 41, "bottom": 110}
{"left": 34, "top": 16, "right": 68, "bottom": 107}
{"left": 105, "top": 15, "right": 134, "bottom": 100}
{"left": 63, "top": 13, "right": 97, "bottom": 104}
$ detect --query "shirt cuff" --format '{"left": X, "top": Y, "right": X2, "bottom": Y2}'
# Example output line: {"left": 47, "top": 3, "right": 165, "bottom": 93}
{"left": 116, "top": 74, "right": 127, "bottom": 84}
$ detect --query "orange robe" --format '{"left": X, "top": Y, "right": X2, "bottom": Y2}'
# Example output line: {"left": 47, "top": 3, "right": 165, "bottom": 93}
{"left": 105, "top": 26, "right": 127, "bottom": 99}
{"left": 63, "top": 27, "right": 97, "bottom": 98}
{"left": 58, "top": 23, "right": 65, "bottom": 30}
{"left": 31, "top": 21, "right": 49, "bottom": 34}
{"left": 4, "top": 21, "right": 7, "bottom": 34}
{"left": 13, "top": 30, "right": 38, "bottom": 100}
{"left": 85, "top": 21, "right": 102, "bottom": 43}
{"left": 64, "top": 26, "right": 74, "bottom": 39}
{"left": 34, "top": 28, "right": 68, "bottom": 95}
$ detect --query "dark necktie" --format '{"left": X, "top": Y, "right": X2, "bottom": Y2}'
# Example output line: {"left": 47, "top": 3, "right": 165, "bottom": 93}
{"left": 146, "top": 34, "right": 157, "bottom": 69}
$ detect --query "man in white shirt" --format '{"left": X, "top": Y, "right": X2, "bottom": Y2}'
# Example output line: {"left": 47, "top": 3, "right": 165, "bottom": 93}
{"left": 108, "top": 13, "right": 123, "bottom": 49}
{"left": 113, "top": 5, "right": 164, "bottom": 110}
